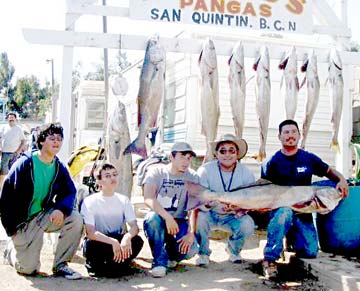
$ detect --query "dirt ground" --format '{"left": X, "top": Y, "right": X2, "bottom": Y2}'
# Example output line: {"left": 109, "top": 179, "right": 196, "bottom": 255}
{"left": 0, "top": 229, "right": 329, "bottom": 291}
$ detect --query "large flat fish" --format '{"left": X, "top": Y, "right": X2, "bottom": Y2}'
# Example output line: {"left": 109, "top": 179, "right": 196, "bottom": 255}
{"left": 279, "top": 46, "right": 299, "bottom": 119}
{"left": 199, "top": 38, "right": 220, "bottom": 162}
{"left": 107, "top": 100, "right": 133, "bottom": 197}
{"left": 300, "top": 50, "right": 320, "bottom": 149}
{"left": 186, "top": 180, "right": 342, "bottom": 215}
{"left": 253, "top": 46, "right": 270, "bottom": 162}
{"left": 328, "top": 48, "right": 344, "bottom": 152}
{"left": 123, "top": 35, "right": 166, "bottom": 159}
{"left": 228, "top": 41, "right": 246, "bottom": 139}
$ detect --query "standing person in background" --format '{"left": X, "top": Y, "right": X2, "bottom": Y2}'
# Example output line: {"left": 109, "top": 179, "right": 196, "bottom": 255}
{"left": 0, "top": 122, "right": 83, "bottom": 280}
{"left": 81, "top": 162, "right": 144, "bottom": 277}
{"left": 0, "top": 112, "right": 26, "bottom": 187}
{"left": 195, "top": 134, "right": 255, "bottom": 266}
{"left": 142, "top": 142, "right": 199, "bottom": 278}
{"left": 261, "top": 119, "right": 348, "bottom": 280}
{"left": 31, "top": 126, "right": 41, "bottom": 151}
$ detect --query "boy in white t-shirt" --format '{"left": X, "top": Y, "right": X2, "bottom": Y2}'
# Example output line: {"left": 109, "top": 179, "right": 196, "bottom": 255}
{"left": 81, "top": 163, "right": 143, "bottom": 277}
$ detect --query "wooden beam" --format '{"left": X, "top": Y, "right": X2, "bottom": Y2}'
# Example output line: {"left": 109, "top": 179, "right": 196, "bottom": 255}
{"left": 23, "top": 28, "right": 360, "bottom": 64}
{"left": 67, "top": 4, "right": 129, "bottom": 17}
{"left": 312, "top": 0, "right": 344, "bottom": 27}
{"left": 313, "top": 25, "right": 351, "bottom": 38}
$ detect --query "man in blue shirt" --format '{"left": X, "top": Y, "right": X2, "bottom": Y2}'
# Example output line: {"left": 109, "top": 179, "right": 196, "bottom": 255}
{"left": 261, "top": 119, "right": 348, "bottom": 279}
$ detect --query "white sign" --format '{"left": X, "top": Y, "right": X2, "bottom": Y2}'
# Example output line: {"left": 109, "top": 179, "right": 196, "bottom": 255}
{"left": 130, "top": 0, "right": 313, "bottom": 35}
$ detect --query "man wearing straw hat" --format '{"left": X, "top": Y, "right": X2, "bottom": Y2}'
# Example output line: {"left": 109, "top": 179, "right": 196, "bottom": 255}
{"left": 195, "top": 134, "right": 255, "bottom": 266}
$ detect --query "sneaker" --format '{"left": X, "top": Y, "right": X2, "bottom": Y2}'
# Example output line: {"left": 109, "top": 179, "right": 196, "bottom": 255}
{"left": 195, "top": 254, "right": 210, "bottom": 266}
{"left": 151, "top": 266, "right": 166, "bottom": 278}
{"left": 167, "top": 260, "right": 178, "bottom": 268}
{"left": 3, "top": 240, "right": 15, "bottom": 266}
{"left": 262, "top": 260, "right": 278, "bottom": 279}
{"left": 226, "top": 247, "right": 242, "bottom": 263}
{"left": 53, "top": 264, "right": 82, "bottom": 280}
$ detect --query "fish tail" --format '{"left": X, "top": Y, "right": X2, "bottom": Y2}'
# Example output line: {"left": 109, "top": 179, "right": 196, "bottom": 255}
{"left": 300, "top": 139, "right": 306, "bottom": 150}
{"left": 123, "top": 139, "right": 148, "bottom": 158}
{"left": 256, "top": 151, "right": 266, "bottom": 162}
{"left": 330, "top": 140, "right": 340, "bottom": 153}
{"left": 148, "top": 127, "right": 158, "bottom": 146}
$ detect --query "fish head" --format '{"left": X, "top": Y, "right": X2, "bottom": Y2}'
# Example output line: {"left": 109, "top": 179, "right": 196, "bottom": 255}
{"left": 329, "top": 48, "right": 342, "bottom": 71}
{"left": 199, "top": 38, "right": 217, "bottom": 71}
{"left": 109, "top": 100, "right": 128, "bottom": 130}
{"left": 300, "top": 53, "right": 309, "bottom": 73}
{"left": 255, "top": 46, "right": 269, "bottom": 72}
{"left": 147, "top": 35, "right": 166, "bottom": 65}
{"left": 301, "top": 50, "right": 317, "bottom": 74}
{"left": 279, "top": 46, "right": 297, "bottom": 71}
{"left": 230, "top": 41, "right": 244, "bottom": 67}
{"left": 253, "top": 50, "right": 260, "bottom": 71}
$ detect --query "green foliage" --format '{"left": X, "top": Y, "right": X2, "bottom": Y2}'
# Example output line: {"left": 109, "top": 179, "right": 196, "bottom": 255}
{"left": 84, "top": 63, "right": 105, "bottom": 81}
{"left": 13, "top": 75, "right": 51, "bottom": 119}
{"left": 0, "top": 52, "right": 15, "bottom": 98}
{"left": 350, "top": 41, "right": 360, "bottom": 52}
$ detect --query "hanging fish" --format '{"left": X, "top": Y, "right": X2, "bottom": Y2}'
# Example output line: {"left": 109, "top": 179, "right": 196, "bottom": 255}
{"left": 228, "top": 41, "right": 246, "bottom": 139}
{"left": 253, "top": 46, "right": 271, "bottom": 162}
{"left": 327, "top": 48, "right": 344, "bottom": 152}
{"left": 123, "top": 35, "right": 166, "bottom": 159}
{"left": 199, "top": 38, "right": 220, "bottom": 162}
{"left": 279, "top": 46, "right": 299, "bottom": 119}
{"left": 300, "top": 50, "right": 320, "bottom": 149}
{"left": 107, "top": 100, "right": 133, "bottom": 197}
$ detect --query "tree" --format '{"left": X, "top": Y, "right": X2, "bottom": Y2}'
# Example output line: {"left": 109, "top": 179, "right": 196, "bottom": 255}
{"left": 13, "top": 75, "right": 51, "bottom": 119}
{"left": 350, "top": 41, "right": 360, "bottom": 52}
{"left": 0, "top": 52, "right": 15, "bottom": 99}
{"left": 84, "top": 63, "right": 105, "bottom": 81}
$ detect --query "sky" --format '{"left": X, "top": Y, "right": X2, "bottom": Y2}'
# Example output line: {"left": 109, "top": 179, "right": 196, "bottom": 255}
{"left": 0, "top": 0, "right": 359, "bottom": 86}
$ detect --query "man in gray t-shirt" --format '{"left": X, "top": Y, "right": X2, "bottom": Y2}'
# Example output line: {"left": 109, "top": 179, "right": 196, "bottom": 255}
{"left": 195, "top": 134, "right": 255, "bottom": 267}
{"left": 142, "top": 142, "right": 199, "bottom": 278}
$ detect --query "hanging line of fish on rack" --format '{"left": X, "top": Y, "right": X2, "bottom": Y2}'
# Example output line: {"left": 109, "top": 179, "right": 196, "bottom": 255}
{"left": 106, "top": 35, "right": 344, "bottom": 167}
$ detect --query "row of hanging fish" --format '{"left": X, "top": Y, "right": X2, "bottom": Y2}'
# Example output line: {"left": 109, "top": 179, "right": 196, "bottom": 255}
{"left": 204, "top": 40, "right": 343, "bottom": 162}
{"left": 109, "top": 35, "right": 344, "bottom": 172}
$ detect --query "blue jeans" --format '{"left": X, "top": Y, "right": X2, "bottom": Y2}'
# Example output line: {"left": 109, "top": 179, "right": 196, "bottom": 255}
{"left": 196, "top": 210, "right": 255, "bottom": 256}
{"left": 264, "top": 207, "right": 319, "bottom": 261}
{"left": 143, "top": 212, "right": 199, "bottom": 268}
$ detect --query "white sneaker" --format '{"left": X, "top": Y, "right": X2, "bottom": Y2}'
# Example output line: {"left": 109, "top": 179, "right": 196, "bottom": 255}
{"left": 167, "top": 260, "right": 178, "bottom": 268}
{"left": 151, "top": 266, "right": 166, "bottom": 278}
{"left": 196, "top": 254, "right": 209, "bottom": 266}
{"left": 226, "top": 247, "right": 242, "bottom": 263}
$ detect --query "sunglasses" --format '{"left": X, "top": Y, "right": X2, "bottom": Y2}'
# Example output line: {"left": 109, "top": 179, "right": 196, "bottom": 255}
{"left": 218, "top": 148, "right": 237, "bottom": 155}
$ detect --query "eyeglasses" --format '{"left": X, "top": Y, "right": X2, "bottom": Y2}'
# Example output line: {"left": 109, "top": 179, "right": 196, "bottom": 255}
{"left": 218, "top": 148, "right": 237, "bottom": 155}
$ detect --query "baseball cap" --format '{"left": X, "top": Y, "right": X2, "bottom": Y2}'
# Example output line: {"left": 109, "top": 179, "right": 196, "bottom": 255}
{"left": 171, "top": 142, "right": 196, "bottom": 157}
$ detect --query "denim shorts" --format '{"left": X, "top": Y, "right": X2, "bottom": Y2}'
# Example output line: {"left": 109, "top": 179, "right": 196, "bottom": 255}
{"left": 0, "top": 152, "right": 15, "bottom": 175}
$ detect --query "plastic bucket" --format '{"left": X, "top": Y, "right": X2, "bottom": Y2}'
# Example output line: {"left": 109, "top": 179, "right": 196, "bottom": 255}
{"left": 316, "top": 185, "right": 360, "bottom": 256}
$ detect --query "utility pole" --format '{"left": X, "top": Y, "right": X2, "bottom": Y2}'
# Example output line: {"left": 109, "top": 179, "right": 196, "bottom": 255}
{"left": 102, "top": 0, "right": 109, "bottom": 147}
{"left": 46, "top": 58, "right": 57, "bottom": 122}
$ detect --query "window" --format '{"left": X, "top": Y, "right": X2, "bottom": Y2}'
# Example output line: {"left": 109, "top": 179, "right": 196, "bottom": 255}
{"left": 86, "top": 100, "right": 105, "bottom": 129}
